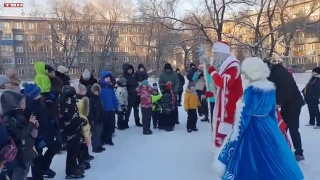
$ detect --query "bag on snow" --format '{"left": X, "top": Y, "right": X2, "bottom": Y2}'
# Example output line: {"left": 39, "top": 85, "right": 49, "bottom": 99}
{"left": 276, "top": 110, "right": 291, "bottom": 149}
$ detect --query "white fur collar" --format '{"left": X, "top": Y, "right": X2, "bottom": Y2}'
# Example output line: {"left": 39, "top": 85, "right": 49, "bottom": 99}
{"left": 247, "top": 78, "right": 275, "bottom": 91}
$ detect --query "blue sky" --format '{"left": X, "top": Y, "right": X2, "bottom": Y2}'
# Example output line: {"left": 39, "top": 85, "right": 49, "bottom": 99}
{"left": 1, "top": 0, "right": 196, "bottom": 17}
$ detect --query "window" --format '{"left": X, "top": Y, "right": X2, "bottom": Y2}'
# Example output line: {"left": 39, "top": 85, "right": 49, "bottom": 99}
{"left": 133, "top": 57, "right": 138, "bottom": 62}
{"left": 54, "top": 24, "right": 60, "bottom": 30}
{"left": 131, "top": 37, "right": 137, "bottom": 42}
{"left": 4, "top": 22, "right": 10, "bottom": 28}
{"left": 69, "top": 68, "right": 77, "bottom": 74}
{"left": 27, "top": 35, "right": 35, "bottom": 41}
{"left": 79, "top": 57, "right": 86, "bottom": 63}
{"left": 121, "top": 26, "right": 128, "bottom": 33}
{"left": 132, "top": 47, "right": 137, "bottom": 52}
{"left": 89, "top": 35, "right": 95, "bottom": 41}
{"left": 112, "top": 47, "right": 120, "bottom": 52}
{"left": 123, "top": 56, "right": 129, "bottom": 62}
{"left": 41, "top": 46, "right": 49, "bottom": 52}
{"left": 28, "top": 23, "right": 34, "bottom": 29}
{"left": 102, "top": 25, "right": 107, "bottom": 31}
{"left": 124, "top": 47, "right": 129, "bottom": 52}
{"left": 114, "top": 57, "right": 119, "bottom": 62}
{"left": 28, "top": 46, "right": 36, "bottom": 52}
{"left": 16, "top": 46, "right": 24, "bottom": 53}
{"left": 79, "top": 47, "right": 85, "bottom": 52}
{"left": 123, "top": 37, "right": 128, "bottom": 42}
{"left": 90, "top": 25, "right": 94, "bottom": 31}
{"left": 18, "top": 70, "right": 25, "bottom": 75}
{"left": 16, "top": 58, "right": 24, "bottom": 64}
{"left": 29, "top": 58, "right": 36, "bottom": 64}
{"left": 2, "top": 33, "right": 13, "bottom": 40}
{"left": 15, "top": 35, "right": 23, "bottom": 41}
{"left": 3, "top": 58, "right": 13, "bottom": 64}
{"left": 15, "top": 23, "right": 22, "bottom": 29}
{"left": 42, "top": 35, "right": 50, "bottom": 41}
{"left": 1, "top": 46, "right": 13, "bottom": 52}
{"left": 142, "top": 47, "right": 146, "bottom": 53}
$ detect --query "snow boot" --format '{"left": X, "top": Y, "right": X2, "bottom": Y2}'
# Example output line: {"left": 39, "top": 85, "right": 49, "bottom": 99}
{"left": 192, "top": 128, "right": 198, "bottom": 131}
{"left": 314, "top": 126, "right": 320, "bottom": 129}
{"left": 43, "top": 169, "right": 56, "bottom": 178}
{"left": 80, "top": 162, "right": 91, "bottom": 170}
{"left": 65, "top": 172, "right": 85, "bottom": 179}
{"left": 295, "top": 155, "right": 305, "bottom": 162}
{"left": 143, "top": 130, "right": 153, "bottom": 135}
{"left": 187, "top": 129, "right": 192, "bottom": 133}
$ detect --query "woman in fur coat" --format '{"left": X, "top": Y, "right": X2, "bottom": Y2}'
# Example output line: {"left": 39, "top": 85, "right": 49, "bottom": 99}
{"left": 213, "top": 57, "right": 303, "bottom": 180}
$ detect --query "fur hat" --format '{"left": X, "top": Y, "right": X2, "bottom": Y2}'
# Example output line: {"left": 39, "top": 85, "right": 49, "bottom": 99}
{"left": 312, "top": 67, "right": 320, "bottom": 75}
{"left": 0, "top": 75, "right": 10, "bottom": 88}
{"left": 45, "top": 65, "right": 54, "bottom": 72}
{"left": 57, "top": 66, "right": 69, "bottom": 74}
{"left": 22, "top": 83, "right": 41, "bottom": 100}
{"left": 117, "top": 77, "right": 127, "bottom": 85}
{"left": 76, "top": 83, "right": 87, "bottom": 94}
{"left": 241, "top": 57, "right": 270, "bottom": 81}
{"left": 164, "top": 63, "right": 172, "bottom": 70}
{"left": 82, "top": 69, "right": 91, "bottom": 79}
{"left": 141, "top": 79, "right": 149, "bottom": 86}
{"left": 90, "top": 83, "right": 101, "bottom": 94}
{"left": 212, "top": 41, "right": 231, "bottom": 54}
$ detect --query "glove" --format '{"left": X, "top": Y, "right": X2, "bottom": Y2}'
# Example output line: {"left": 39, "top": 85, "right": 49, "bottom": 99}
{"left": 208, "top": 66, "right": 216, "bottom": 74}
{"left": 205, "top": 91, "right": 214, "bottom": 98}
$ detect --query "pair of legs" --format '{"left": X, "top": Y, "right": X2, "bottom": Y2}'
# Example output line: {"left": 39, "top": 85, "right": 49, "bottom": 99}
{"left": 102, "top": 111, "right": 115, "bottom": 145}
{"left": 187, "top": 109, "right": 198, "bottom": 131}
{"left": 307, "top": 102, "right": 320, "bottom": 126}
{"left": 125, "top": 102, "right": 141, "bottom": 127}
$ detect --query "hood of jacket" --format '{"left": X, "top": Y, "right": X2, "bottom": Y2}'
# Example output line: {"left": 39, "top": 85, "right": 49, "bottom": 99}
{"left": 122, "top": 63, "right": 135, "bottom": 75}
{"left": 87, "top": 83, "right": 101, "bottom": 98}
{"left": 138, "top": 63, "right": 146, "bottom": 71}
{"left": 1, "top": 90, "right": 24, "bottom": 115}
{"left": 34, "top": 62, "right": 46, "bottom": 76}
{"left": 99, "top": 71, "right": 113, "bottom": 87}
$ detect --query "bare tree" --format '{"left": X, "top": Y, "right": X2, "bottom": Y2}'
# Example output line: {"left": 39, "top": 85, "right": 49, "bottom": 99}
{"left": 34, "top": 0, "right": 98, "bottom": 68}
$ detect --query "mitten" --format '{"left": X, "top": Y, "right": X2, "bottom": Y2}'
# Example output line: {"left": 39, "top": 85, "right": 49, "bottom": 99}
{"left": 208, "top": 66, "right": 216, "bottom": 74}
{"left": 205, "top": 91, "right": 214, "bottom": 98}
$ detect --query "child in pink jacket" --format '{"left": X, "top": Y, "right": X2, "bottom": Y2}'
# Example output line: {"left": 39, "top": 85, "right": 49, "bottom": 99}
{"left": 136, "top": 80, "right": 153, "bottom": 135}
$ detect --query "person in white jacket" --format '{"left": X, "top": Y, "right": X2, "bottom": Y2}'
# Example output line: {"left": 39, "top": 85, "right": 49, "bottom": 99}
{"left": 116, "top": 77, "right": 129, "bottom": 130}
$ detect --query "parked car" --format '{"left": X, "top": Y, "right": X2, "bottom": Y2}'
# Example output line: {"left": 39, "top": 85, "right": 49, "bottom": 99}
{"left": 288, "top": 65, "right": 305, "bottom": 73}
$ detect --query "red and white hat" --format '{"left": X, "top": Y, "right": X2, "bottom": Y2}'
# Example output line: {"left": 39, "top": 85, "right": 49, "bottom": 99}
{"left": 212, "top": 41, "right": 231, "bottom": 54}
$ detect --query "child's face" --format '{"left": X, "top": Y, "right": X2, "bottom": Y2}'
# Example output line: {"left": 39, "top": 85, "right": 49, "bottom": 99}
{"left": 104, "top": 76, "right": 111, "bottom": 83}
{"left": 93, "top": 91, "right": 99, "bottom": 95}
{"left": 48, "top": 71, "right": 55, "bottom": 78}
{"left": 190, "top": 86, "right": 195, "bottom": 91}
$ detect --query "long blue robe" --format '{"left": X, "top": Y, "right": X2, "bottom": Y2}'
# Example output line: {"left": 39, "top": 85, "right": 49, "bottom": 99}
{"left": 217, "top": 79, "right": 304, "bottom": 180}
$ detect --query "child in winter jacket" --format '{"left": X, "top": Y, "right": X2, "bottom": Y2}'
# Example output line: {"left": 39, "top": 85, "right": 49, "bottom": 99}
{"left": 1, "top": 91, "right": 39, "bottom": 180}
{"left": 87, "top": 84, "right": 105, "bottom": 153}
{"left": 302, "top": 67, "right": 320, "bottom": 128}
{"left": 58, "top": 85, "right": 85, "bottom": 179}
{"left": 185, "top": 83, "right": 201, "bottom": 133}
{"left": 99, "top": 71, "right": 119, "bottom": 146}
{"left": 151, "top": 83, "right": 162, "bottom": 129}
{"left": 192, "top": 64, "right": 206, "bottom": 117}
{"left": 136, "top": 80, "right": 153, "bottom": 135}
{"left": 34, "top": 62, "right": 51, "bottom": 94}
{"left": 23, "top": 83, "right": 58, "bottom": 179}
{"left": 159, "top": 83, "right": 176, "bottom": 132}
{"left": 75, "top": 84, "right": 93, "bottom": 170}
{"left": 115, "top": 77, "right": 129, "bottom": 130}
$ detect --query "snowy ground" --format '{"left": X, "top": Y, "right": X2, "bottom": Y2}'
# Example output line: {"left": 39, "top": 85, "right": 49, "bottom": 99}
{"left": 29, "top": 74, "right": 319, "bottom": 180}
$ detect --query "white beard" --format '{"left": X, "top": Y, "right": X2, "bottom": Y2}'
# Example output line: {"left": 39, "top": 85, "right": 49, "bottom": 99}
{"left": 212, "top": 52, "right": 230, "bottom": 71}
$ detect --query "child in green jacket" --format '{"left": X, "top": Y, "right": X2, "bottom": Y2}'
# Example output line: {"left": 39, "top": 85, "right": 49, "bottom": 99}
{"left": 151, "top": 83, "right": 162, "bottom": 129}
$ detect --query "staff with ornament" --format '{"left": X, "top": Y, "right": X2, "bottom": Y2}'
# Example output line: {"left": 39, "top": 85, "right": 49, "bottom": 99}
{"left": 205, "top": 41, "right": 243, "bottom": 148}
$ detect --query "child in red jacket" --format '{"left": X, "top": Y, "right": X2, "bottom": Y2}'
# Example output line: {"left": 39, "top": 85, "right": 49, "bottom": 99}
{"left": 136, "top": 80, "right": 153, "bottom": 135}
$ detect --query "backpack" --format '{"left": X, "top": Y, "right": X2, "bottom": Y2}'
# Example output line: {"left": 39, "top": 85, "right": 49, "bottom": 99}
{"left": 161, "top": 93, "right": 174, "bottom": 114}
{"left": 0, "top": 118, "right": 18, "bottom": 164}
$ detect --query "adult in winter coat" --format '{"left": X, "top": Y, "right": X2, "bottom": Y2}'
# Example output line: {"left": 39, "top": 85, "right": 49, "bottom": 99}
{"left": 265, "top": 60, "right": 305, "bottom": 161}
{"left": 6, "top": 68, "right": 21, "bottom": 93}
{"left": 213, "top": 57, "right": 304, "bottom": 180}
{"left": 23, "top": 83, "right": 58, "bottom": 179}
{"left": 55, "top": 66, "right": 70, "bottom": 86}
{"left": 80, "top": 69, "right": 98, "bottom": 87}
{"left": 192, "top": 65, "right": 206, "bottom": 117}
{"left": 134, "top": 64, "right": 148, "bottom": 83}
{"left": 122, "top": 63, "right": 142, "bottom": 127}
{"left": 302, "top": 67, "right": 320, "bottom": 128}
{"left": 1, "top": 91, "right": 39, "bottom": 180}
{"left": 176, "top": 68, "right": 185, "bottom": 106}
{"left": 158, "top": 63, "right": 180, "bottom": 94}
{"left": 186, "top": 63, "right": 197, "bottom": 82}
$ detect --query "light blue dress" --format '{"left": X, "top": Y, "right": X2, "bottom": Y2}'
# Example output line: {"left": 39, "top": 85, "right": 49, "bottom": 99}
{"left": 217, "top": 79, "right": 304, "bottom": 180}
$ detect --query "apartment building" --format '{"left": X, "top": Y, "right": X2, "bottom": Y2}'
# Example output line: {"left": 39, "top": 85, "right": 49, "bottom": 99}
{"left": 0, "top": 16, "right": 155, "bottom": 80}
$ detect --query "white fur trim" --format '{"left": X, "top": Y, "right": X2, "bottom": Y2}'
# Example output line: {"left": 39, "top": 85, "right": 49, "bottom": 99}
{"left": 250, "top": 78, "right": 275, "bottom": 91}
{"left": 219, "top": 56, "right": 240, "bottom": 78}
{"left": 230, "top": 100, "right": 244, "bottom": 141}
{"left": 241, "top": 57, "right": 270, "bottom": 81}
{"left": 210, "top": 71, "right": 218, "bottom": 77}
{"left": 213, "top": 42, "right": 231, "bottom": 54}
{"left": 213, "top": 158, "right": 226, "bottom": 178}
{"left": 218, "top": 122, "right": 233, "bottom": 135}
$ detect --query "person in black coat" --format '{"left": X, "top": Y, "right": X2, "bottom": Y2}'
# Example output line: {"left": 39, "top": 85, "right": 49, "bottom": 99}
{"left": 56, "top": 66, "right": 71, "bottom": 86}
{"left": 58, "top": 85, "right": 85, "bottom": 179}
{"left": 23, "top": 83, "right": 59, "bottom": 179}
{"left": 175, "top": 68, "right": 185, "bottom": 106}
{"left": 302, "top": 67, "right": 320, "bottom": 128}
{"left": 80, "top": 69, "right": 98, "bottom": 87}
{"left": 186, "top": 63, "right": 197, "bottom": 82}
{"left": 122, "top": 63, "right": 142, "bottom": 127}
{"left": 265, "top": 61, "right": 305, "bottom": 161}
{"left": 1, "top": 90, "right": 38, "bottom": 180}
{"left": 134, "top": 63, "right": 148, "bottom": 83}
{"left": 87, "top": 83, "right": 105, "bottom": 153}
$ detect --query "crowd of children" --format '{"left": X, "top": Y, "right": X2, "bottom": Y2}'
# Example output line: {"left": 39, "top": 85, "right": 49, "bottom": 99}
{"left": 0, "top": 61, "right": 210, "bottom": 180}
